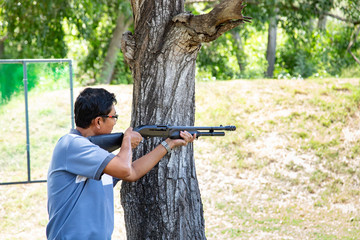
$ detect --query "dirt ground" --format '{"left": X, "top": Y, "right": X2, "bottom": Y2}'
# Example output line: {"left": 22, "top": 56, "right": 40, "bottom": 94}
{"left": 1, "top": 79, "right": 360, "bottom": 239}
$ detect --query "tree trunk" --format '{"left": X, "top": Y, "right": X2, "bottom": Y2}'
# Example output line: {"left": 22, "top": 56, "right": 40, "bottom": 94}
{"left": 99, "top": 14, "right": 132, "bottom": 84}
{"left": 0, "top": 36, "right": 6, "bottom": 58}
{"left": 231, "top": 29, "right": 246, "bottom": 75}
{"left": 266, "top": 9, "right": 277, "bottom": 78}
{"left": 347, "top": 25, "right": 360, "bottom": 65}
{"left": 120, "top": 1, "right": 249, "bottom": 239}
{"left": 317, "top": 14, "right": 327, "bottom": 31}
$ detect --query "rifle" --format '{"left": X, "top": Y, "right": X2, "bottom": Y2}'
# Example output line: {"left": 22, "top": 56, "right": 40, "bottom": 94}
{"left": 88, "top": 125, "right": 236, "bottom": 152}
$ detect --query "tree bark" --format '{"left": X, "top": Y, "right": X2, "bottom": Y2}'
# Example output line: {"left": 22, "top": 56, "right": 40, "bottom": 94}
{"left": 99, "top": 14, "right": 132, "bottom": 84}
{"left": 317, "top": 14, "right": 327, "bottom": 31}
{"left": 266, "top": 8, "right": 277, "bottom": 78}
{"left": 120, "top": 1, "right": 249, "bottom": 239}
{"left": 231, "top": 29, "right": 246, "bottom": 74}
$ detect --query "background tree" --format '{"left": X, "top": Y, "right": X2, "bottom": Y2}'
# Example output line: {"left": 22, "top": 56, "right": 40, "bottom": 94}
{"left": 99, "top": 8, "right": 132, "bottom": 84}
{"left": 191, "top": 0, "right": 359, "bottom": 79}
{"left": 1, "top": 0, "right": 70, "bottom": 58}
{"left": 332, "top": 0, "right": 360, "bottom": 65}
{"left": 265, "top": 2, "right": 278, "bottom": 78}
{"left": 0, "top": 0, "right": 133, "bottom": 84}
{"left": 119, "top": 0, "right": 250, "bottom": 238}
{"left": 0, "top": 0, "right": 359, "bottom": 100}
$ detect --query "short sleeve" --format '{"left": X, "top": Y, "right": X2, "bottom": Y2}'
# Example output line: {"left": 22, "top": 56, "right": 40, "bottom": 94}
{"left": 65, "top": 135, "right": 116, "bottom": 180}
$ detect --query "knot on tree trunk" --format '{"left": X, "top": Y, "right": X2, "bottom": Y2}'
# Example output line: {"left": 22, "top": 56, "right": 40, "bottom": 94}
{"left": 121, "top": 31, "right": 136, "bottom": 68}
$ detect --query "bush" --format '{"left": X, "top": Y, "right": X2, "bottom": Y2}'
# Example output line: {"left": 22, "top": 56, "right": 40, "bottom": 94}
{"left": 0, "top": 63, "right": 70, "bottom": 106}
{"left": 276, "top": 22, "right": 357, "bottom": 79}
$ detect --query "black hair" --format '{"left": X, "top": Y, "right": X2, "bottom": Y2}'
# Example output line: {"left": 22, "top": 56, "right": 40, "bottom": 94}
{"left": 74, "top": 88, "right": 117, "bottom": 128}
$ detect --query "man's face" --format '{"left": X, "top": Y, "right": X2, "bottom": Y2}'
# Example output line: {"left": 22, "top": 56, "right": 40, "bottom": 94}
{"left": 99, "top": 105, "right": 117, "bottom": 135}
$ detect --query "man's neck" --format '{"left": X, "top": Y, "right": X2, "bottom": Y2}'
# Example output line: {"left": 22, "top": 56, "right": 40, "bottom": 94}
{"left": 76, "top": 127, "right": 96, "bottom": 137}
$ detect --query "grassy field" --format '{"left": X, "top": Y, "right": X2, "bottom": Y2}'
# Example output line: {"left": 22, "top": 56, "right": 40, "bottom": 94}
{"left": 1, "top": 78, "right": 360, "bottom": 239}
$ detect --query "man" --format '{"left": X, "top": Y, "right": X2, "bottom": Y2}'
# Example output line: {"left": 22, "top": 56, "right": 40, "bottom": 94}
{"left": 46, "top": 88, "right": 195, "bottom": 239}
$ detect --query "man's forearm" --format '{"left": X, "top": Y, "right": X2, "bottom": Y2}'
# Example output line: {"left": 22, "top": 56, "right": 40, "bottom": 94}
{"left": 118, "top": 136, "right": 133, "bottom": 168}
{"left": 103, "top": 136, "right": 133, "bottom": 180}
{"left": 130, "top": 144, "right": 169, "bottom": 180}
{"left": 106, "top": 138, "right": 168, "bottom": 182}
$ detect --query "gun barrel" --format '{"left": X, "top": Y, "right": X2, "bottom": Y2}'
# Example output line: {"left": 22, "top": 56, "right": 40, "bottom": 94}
{"left": 220, "top": 125, "right": 236, "bottom": 131}
{"left": 170, "top": 125, "right": 236, "bottom": 131}
{"left": 195, "top": 125, "right": 236, "bottom": 131}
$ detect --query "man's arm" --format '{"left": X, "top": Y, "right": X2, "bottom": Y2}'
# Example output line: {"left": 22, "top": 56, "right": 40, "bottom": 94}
{"left": 103, "top": 128, "right": 195, "bottom": 182}
{"left": 103, "top": 134, "right": 134, "bottom": 180}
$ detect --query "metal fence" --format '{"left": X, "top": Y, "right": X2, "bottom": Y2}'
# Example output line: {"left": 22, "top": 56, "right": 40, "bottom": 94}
{"left": 0, "top": 59, "right": 74, "bottom": 185}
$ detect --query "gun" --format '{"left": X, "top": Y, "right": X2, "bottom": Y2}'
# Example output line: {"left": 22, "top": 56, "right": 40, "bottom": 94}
{"left": 88, "top": 125, "right": 236, "bottom": 152}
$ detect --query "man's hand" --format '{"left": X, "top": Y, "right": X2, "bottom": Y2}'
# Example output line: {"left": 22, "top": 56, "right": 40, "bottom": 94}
{"left": 124, "top": 127, "right": 143, "bottom": 149}
{"left": 166, "top": 131, "right": 196, "bottom": 150}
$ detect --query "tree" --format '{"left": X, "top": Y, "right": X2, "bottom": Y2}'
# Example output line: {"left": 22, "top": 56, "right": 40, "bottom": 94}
{"left": 99, "top": 3, "right": 133, "bottom": 84}
{"left": 243, "top": 0, "right": 360, "bottom": 78}
{"left": 265, "top": 4, "right": 278, "bottom": 78}
{"left": 1, "top": 0, "right": 70, "bottom": 59}
{"left": 231, "top": 28, "right": 246, "bottom": 75}
{"left": 0, "top": 0, "right": 133, "bottom": 83}
{"left": 331, "top": 0, "right": 360, "bottom": 66}
{"left": 119, "top": 0, "right": 250, "bottom": 238}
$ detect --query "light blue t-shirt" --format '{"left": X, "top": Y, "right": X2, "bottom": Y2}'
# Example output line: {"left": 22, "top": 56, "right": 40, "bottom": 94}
{"left": 46, "top": 129, "right": 117, "bottom": 240}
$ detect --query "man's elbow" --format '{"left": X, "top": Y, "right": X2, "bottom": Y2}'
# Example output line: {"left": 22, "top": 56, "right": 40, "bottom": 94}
{"left": 122, "top": 177, "right": 138, "bottom": 182}
{"left": 120, "top": 167, "right": 139, "bottom": 182}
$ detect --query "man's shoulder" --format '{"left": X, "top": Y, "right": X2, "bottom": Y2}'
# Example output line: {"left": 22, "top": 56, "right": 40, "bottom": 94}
{"left": 53, "top": 133, "right": 90, "bottom": 157}
{"left": 58, "top": 132, "right": 87, "bottom": 145}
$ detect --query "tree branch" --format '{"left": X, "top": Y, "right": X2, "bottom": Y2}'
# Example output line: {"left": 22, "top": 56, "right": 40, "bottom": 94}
{"left": 185, "top": 0, "right": 215, "bottom": 3}
{"left": 197, "top": 19, "right": 248, "bottom": 42}
{"left": 173, "top": 0, "right": 251, "bottom": 43}
{"left": 322, "top": 11, "right": 360, "bottom": 25}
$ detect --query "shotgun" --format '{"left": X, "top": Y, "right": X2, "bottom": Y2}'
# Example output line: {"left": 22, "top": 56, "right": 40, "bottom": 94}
{"left": 88, "top": 125, "right": 236, "bottom": 152}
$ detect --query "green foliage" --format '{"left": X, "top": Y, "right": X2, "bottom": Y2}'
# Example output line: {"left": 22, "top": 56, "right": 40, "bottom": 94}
{"left": 277, "top": 38, "right": 316, "bottom": 79}
{"left": 337, "top": 0, "right": 360, "bottom": 21}
{"left": 195, "top": 0, "right": 360, "bottom": 80}
{"left": 0, "top": 64, "right": 23, "bottom": 105}
{"left": 275, "top": 21, "right": 357, "bottom": 79}
{"left": 0, "top": 63, "right": 70, "bottom": 106}
{"left": 1, "top": 0, "right": 359, "bottom": 84}
{"left": 111, "top": 52, "right": 133, "bottom": 84}
{"left": 197, "top": 32, "right": 241, "bottom": 81}
{"left": 1, "top": 0, "right": 132, "bottom": 85}
{"left": 1, "top": 0, "right": 70, "bottom": 58}
{"left": 196, "top": 25, "right": 268, "bottom": 80}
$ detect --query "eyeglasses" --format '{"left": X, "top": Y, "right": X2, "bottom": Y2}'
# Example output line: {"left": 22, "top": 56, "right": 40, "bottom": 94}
{"left": 101, "top": 114, "right": 118, "bottom": 120}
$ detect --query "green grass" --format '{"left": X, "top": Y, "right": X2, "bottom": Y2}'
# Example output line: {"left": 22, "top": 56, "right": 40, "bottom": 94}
{"left": 194, "top": 78, "right": 360, "bottom": 239}
{"left": 1, "top": 78, "right": 360, "bottom": 239}
{"left": 0, "top": 89, "right": 73, "bottom": 182}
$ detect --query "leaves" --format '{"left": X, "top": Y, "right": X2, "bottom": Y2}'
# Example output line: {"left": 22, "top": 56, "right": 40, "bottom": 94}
{"left": 1, "top": 0, "right": 132, "bottom": 83}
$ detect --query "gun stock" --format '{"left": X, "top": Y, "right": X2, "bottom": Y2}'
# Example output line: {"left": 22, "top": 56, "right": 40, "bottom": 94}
{"left": 88, "top": 132, "right": 124, "bottom": 152}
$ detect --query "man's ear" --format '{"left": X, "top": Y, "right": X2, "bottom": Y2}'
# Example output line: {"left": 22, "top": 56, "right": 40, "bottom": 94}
{"left": 93, "top": 116, "right": 103, "bottom": 129}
